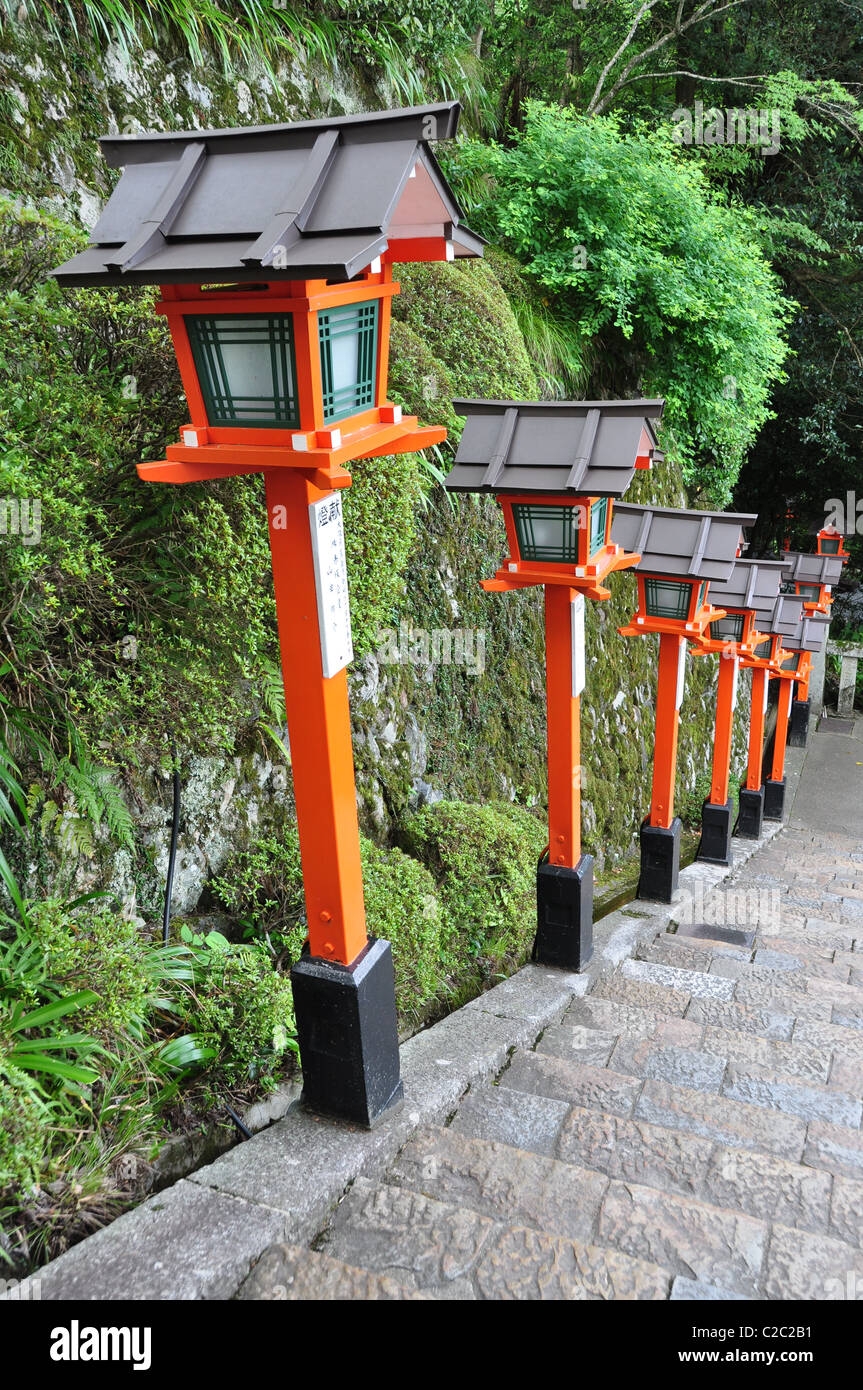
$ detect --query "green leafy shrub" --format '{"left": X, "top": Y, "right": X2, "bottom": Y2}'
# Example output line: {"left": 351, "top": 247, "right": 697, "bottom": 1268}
{"left": 0, "top": 1064, "right": 50, "bottom": 1191}
{"left": 178, "top": 928, "right": 296, "bottom": 1095}
{"left": 212, "top": 829, "right": 446, "bottom": 1026}
{"left": 403, "top": 800, "right": 545, "bottom": 971}
{"left": 359, "top": 837, "right": 444, "bottom": 1024}
{"left": 25, "top": 898, "right": 190, "bottom": 1042}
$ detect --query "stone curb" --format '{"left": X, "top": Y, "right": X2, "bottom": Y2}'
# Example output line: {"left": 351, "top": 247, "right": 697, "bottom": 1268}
{"left": 16, "top": 754, "right": 805, "bottom": 1302}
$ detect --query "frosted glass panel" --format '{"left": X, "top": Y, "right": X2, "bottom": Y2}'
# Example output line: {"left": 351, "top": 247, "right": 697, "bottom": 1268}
{"left": 186, "top": 314, "right": 298, "bottom": 427}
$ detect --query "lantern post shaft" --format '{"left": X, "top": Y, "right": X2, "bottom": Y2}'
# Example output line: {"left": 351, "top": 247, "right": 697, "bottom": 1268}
{"left": 545, "top": 584, "right": 581, "bottom": 867}
{"left": 649, "top": 631, "right": 684, "bottom": 829}
{"left": 266, "top": 468, "right": 367, "bottom": 967}
{"left": 771, "top": 677, "right": 793, "bottom": 784}
{"left": 737, "top": 663, "right": 768, "bottom": 838}
{"left": 710, "top": 653, "right": 737, "bottom": 806}
{"left": 746, "top": 666, "right": 768, "bottom": 791}
{"left": 265, "top": 467, "right": 402, "bottom": 1128}
{"left": 535, "top": 583, "right": 593, "bottom": 970}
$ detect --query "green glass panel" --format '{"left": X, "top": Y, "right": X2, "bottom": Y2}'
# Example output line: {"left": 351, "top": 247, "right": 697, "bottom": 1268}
{"left": 186, "top": 314, "right": 299, "bottom": 428}
{"left": 820, "top": 537, "right": 840, "bottom": 554}
{"left": 512, "top": 504, "right": 579, "bottom": 563}
{"left": 643, "top": 577, "right": 693, "bottom": 620}
{"left": 710, "top": 613, "right": 745, "bottom": 642}
{"left": 318, "top": 300, "right": 379, "bottom": 423}
{"left": 754, "top": 638, "right": 772, "bottom": 659}
{"left": 589, "top": 496, "right": 608, "bottom": 555}
{"left": 797, "top": 584, "right": 821, "bottom": 600}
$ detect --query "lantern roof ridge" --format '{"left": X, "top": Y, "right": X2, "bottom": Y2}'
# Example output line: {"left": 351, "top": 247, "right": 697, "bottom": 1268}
{"left": 779, "top": 550, "right": 845, "bottom": 585}
{"left": 51, "top": 102, "right": 483, "bottom": 286}
{"left": 610, "top": 502, "right": 757, "bottom": 582}
{"left": 444, "top": 398, "right": 665, "bottom": 499}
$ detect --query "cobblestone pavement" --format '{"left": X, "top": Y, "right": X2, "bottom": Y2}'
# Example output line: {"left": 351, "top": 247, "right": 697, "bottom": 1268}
{"left": 239, "top": 731, "right": 863, "bottom": 1300}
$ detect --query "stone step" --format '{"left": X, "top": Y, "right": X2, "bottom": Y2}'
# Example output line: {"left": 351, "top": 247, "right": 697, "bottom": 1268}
{"left": 498, "top": 1050, "right": 809, "bottom": 1161}
{"left": 236, "top": 1243, "right": 428, "bottom": 1300}
{"left": 639, "top": 937, "right": 751, "bottom": 972}
{"left": 397, "top": 1119, "right": 863, "bottom": 1252}
{"left": 595, "top": 970, "right": 798, "bottom": 1040}
{"left": 793, "top": 1015, "right": 863, "bottom": 1060}
{"left": 322, "top": 1177, "right": 673, "bottom": 1299}
{"left": 541, "top": 1015, "right": 834, "bottom": 1087}
{"left": 389, "top": 1126, "right": 768, "bottom": 1294}
{"left": 555, "top": 1105, "right": 837, "bottom": 1237}
{"left": 752, "top": 917, "right": 859, "bottom": 953}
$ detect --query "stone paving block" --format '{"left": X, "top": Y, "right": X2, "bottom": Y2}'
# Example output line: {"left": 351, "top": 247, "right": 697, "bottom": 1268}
{"left": 500, "top": 1051, "right": 642, "bottom": 1118}
{"left": 462, "top": 964, "right": 588, "bottom": 1025}
{"left": 700, "top": 1026, "right": 831, "bottom": 1084}
{"left": 594, "top": 973, "right": 691, "bottom": 1016}
{"left": 451, "top": 1083, "right": 571, "bottom": 1158}
{"left": 610, "top": 1038, "right": 726, "bottom": 1093}
{"left": 635, "top": 1078, "right": 806, "bottom": 1161}
{"left": 833, "top": 1007, "right": 863, "bottom": 1031}
{"left": 324, "top": 1179, "right": 496, "bottom": 1292}
{"left": 29, "top": 1179, "right": 294, "bottom": 1301}
{"left": 756, "top": 918, "right": 857, "bottom": 952}
{"left": 764, "top": 1224, "right": 863, "bottom": 1300}
{"left": 803, "top": 916, "right": 859, "bottom": 948}
{"left": 536, "top": 1023, "right": 618, "bottom": 1068}
{"left": 685, "top": 998, "right": 795, "bottom": 1041}
{"left": 760, "top": 934, "right": 838, "bottom": 963}
{"left": 564, "top": 996, "right": 704, "bottom": 1044}
{"left": 701, "top": 1147, "right": 832, "bottom": 1234}
{"left": 670, "top": 1277, "right": 751, "bottom": 1300}
{"left": 732, "top": 980, "right": 832, "bottom": 1021}
{"left": 327, "top": 1178, "right": 671, "bottom": 1300}
{"left": 472, "top": 1222, "right": 671, "bottom": 1301}
{"left": 721, "top": 1062, "right": 863, "bottom": 1128}
{"left": 828, "top": 1055, "right": 863, "bottom": 1094}
{"left": 828, "top": 1175, "right": 863, "bottom": 1250}
{"left": 598, "top": 1181, "right": 766, "bottom": 1293}
{"left": 400, "top": 1006, "right": 547, "bottom": 1117}
{"left": 621, "top": 958, "right": 735, "bottom": 1001}
{"left": 555, "top": 1107, "right": 713, "bottom": 1197}
{"left": 793, "top": 1016, "right": 863, "bottom": 1060}
{"left": 389, "top": 1126, "right": 607, "bottom": 1243}
{"left": 803, "top": 1120, "right": 863, "bottom": 1180}
{"left": 236, "top": 1244, "right": 428, "bottom": 1300}
{"left": 756, "top": 948, "right": 849, "bottom": 982}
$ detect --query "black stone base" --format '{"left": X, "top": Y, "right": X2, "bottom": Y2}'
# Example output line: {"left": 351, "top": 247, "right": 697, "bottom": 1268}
{"left": 535, "top": 854, "right": 594, "bottom": 971}
{"left": 736, "top": 786, "right": 765, "bottom": 839}
{"left": 696, "top": 798, "right": 734, "bottom": 866}
{"left": 291, "top": 937, "right": 403, "bottom": 1129}
{"left": 637, "top": 817, "right": 681, "bottom": 904}
{"left": 788, "top": 698, "right": 811, "bottom": 748}
{"left": 763, "top": 777, "right": 787, "bottom": 821}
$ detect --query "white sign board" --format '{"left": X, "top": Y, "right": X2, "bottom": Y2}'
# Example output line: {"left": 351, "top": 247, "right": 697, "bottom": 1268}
{"left": 309, "top": 493, "right": 353, "bottom": 679}
{"left": 730, "top": 655, "right": 739, "bottom": 711}
{"left": 675, "top": 640, "right": 687, "bottom": 711}
{"left": 571, "top": 594, "right": 586, "bottom": 698}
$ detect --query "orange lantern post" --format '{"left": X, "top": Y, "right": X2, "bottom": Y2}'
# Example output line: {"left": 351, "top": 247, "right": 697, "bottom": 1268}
{"left": 780, "top": 549, "right": 845, "bottom": 747}
{"left": 612, "top": 505, "right": 755, "bottom": 901}
{"left": 763, "top": 604, "right": 831, "bottom": 820}
{"left": 695, "top": 558, "right": 785, "bottom": 860}
{"left": 52, "top": 103, "right": 483, "bottom": 1127}
{"left": 443, "top": 399, "right": 664, "bottom": 968}
{"left": 738, "top": 632, "right": 790, "bottom": 835}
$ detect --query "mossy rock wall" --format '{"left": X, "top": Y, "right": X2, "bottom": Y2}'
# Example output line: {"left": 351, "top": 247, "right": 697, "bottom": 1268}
{"left": 1, "top": 22, "right": 750, "bottom": 913}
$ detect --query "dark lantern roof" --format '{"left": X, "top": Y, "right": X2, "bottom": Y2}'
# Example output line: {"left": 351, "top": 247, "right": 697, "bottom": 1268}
{"left": 52, "top": 102, "right": 483, "bottom": 287}
{"left": 443, "top": 399, "right": 664, "bottom": 497}
{"left": 610, "top": 504, "right": 756, "bottom": 583}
